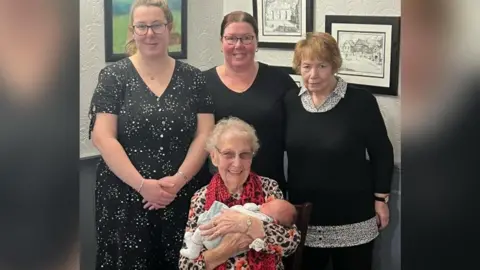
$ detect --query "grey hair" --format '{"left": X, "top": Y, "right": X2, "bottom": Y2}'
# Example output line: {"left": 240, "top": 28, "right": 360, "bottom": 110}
{"left": 206, "top": 117, "right": 260, "bottom": 153}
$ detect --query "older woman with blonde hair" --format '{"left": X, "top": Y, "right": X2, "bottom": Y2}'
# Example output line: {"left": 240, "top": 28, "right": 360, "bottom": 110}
{"left": 284, "top": 32, "right": 394, "bottom": 270}
{"left": 178, "top": 117, "right": 300, "bottom": 270}
{"left": 89, "top": 0, "right": 214, "bottom": 269}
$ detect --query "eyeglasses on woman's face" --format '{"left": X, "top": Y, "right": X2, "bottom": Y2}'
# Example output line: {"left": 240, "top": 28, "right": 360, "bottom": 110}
{"left": 215, "top": 146, "right": 254, "bottom": 161}
{"left": 223, "top": 35, "right": 255, "bottom": 45}
{"left": 133, "top": 23, "right": 168, "bottom": 35}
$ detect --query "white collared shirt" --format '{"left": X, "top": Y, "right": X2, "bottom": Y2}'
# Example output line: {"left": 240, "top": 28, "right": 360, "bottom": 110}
{"left": 298, "top": 76, "right": 348, "bottom": 113}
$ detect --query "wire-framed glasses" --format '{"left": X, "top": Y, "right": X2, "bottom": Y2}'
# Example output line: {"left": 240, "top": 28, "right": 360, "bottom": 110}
{"left": 133, "top": 23, "right": 168, "bottom": 35}
{"left": 215, "top": 146, "right": 254, "bottom": 160}
{"left": 223, "top": 35, "right": 255, "bottom": 45}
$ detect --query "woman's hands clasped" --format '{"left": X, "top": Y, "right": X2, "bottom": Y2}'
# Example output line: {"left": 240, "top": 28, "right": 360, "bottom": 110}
{"left": 139, "top": 178, "right": 178, "bottom": 210}
{"left": 199, "top": 209, "right": 250, "bottom": 240}
{"left": 141, "top": 174, "right": 187, "bottom": 210}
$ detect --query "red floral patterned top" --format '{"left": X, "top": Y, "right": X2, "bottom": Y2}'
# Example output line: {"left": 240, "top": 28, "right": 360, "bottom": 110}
{"left": 178, "top": 176, "right": 301, "bottom": 269}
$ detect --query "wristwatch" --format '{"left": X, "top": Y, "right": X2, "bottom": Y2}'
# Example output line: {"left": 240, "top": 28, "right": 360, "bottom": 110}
{"left": 374, "top": 195, "right": 389, "bottom": 203}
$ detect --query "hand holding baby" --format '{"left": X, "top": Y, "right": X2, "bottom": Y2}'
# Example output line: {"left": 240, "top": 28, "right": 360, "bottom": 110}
{"left": 199, "top": 209, "right": 249, "bottom": 240}
{"left": 219, "top": 232, "right": 253, "bottom": 254}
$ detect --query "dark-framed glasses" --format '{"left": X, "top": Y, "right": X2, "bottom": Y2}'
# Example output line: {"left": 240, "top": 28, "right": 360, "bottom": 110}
{"left": 223, "top": 35, "right": 255, "bottom": 45}
{"left": 133, "top": 23, "right": 168, "bottom": 35}
{"left": 215, "top": 146, "right": 255, "bottom": 160}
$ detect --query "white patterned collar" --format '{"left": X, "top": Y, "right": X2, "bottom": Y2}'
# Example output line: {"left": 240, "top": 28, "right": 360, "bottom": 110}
{"left": 298, "top": 76, "right": 347, "bottom": 97}
{"left": 298, "top": 76, "right": 348, "bottom": 113}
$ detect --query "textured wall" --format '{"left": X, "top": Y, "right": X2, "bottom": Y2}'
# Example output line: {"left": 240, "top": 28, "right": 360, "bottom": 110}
{"left": 80, "top": 0, "right": 224, "bottom": 158}
{"left": 224, "top": 0, "right": 401, "bottom": 165}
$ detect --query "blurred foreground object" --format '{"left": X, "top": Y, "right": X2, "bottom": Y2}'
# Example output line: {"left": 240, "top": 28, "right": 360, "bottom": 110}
{"left": 0, "top": 0, "right": 79, "bottom": 269}
{"left": 402, "top": 0, "right": 480, "bottom": 269}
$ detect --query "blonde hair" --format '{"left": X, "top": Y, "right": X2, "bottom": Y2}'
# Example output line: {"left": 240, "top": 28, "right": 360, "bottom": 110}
{"left": 125, "top": 0, "right": 174, "bottom": 55}
{"left": 292, "top": 32, "right": 343, "bottom": 74}
{"left": 206, "top": 117, "right": 260, "bottom": 153}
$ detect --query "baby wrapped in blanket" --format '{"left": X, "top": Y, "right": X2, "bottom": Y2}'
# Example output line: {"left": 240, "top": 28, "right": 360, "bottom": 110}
{"left": 180, "top": 198, "right": 297, "bottom": 259}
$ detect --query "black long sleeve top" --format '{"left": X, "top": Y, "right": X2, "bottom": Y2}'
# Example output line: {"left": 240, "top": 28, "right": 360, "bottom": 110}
{"left": 284, "top": 85, "right": 394, "bottom": 226}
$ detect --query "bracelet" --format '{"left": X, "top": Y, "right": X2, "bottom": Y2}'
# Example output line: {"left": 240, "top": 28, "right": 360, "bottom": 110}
{"left": 137, "top": 178, "right": 145, "bottom": 193}
{"left": 177, "top": 171, "right": 189, "bottom": 182}
{"left": 245, "top": 216, "right": 252, "bottom": 235}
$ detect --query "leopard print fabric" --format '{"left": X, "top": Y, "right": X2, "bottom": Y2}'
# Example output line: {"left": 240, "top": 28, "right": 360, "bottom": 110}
{"left": 178, "top": 176, "right": 301, "bottom": 270}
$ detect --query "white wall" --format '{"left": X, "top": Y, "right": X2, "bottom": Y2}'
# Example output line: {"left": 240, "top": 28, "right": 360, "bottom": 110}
{"left": 79, "top": 0, "right": 224, "bottom": 158}
{"left": 224, "top": 0, "right": 401, "bottom": 165}
{"left": 80, "top": 0, "right": 401, "bottom": 164}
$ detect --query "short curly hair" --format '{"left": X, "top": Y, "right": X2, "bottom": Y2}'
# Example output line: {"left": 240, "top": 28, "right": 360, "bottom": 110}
{"left": 205, "top": 117, "right": 260, "bottom": 153}
{"left": 292, "top": 32, "right": 343, "bottom": 74}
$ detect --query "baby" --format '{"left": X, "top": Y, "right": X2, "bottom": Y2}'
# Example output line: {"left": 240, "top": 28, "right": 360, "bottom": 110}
{"left": 180, "top": 198, "right": 297, "bottom": 259}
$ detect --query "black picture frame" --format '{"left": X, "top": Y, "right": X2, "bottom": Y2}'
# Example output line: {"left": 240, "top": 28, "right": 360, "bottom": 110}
{"left": 325, "top": 15, "right": 401, "bottom": 96}
{"left": 104, "top": 0, "right": 188, "bottom": 62}
{"left": 252, "top": 0, "right": 314, "bottom": 49}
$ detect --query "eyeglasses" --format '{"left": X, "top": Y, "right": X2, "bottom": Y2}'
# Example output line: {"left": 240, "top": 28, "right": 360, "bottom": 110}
{"left": 133, "top": 23, "right": 168, "bottom": 35}
{"left": 215, "top": 146, "right": 254, "bottom": 160}
{"left": 223, "top": 35, "right": 255, "bottom": 45}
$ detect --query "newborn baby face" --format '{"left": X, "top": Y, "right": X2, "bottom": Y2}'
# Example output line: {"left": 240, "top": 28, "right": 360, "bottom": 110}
{"left": 260, "top": 199, "right": 296, "bottom": 226}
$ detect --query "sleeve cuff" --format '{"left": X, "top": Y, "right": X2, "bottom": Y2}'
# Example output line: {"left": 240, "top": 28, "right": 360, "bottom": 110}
{"left": 249, "top": 238, "right": 266, "bottom": 252}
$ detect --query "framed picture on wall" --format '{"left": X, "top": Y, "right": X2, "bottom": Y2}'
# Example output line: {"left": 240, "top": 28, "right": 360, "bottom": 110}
{"left": 325, "top": 15, "right": 401, "bottom": 96}
{"left": 252, "top": 0, "right": 314, "bottom": 49}
{"left": 104, "top": 0, "right": 188, "bottom": 62}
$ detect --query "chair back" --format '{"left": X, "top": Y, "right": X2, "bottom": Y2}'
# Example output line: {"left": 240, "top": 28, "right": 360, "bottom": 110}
{"left": 284, "top": 202, "right": 312, "bottom": 270}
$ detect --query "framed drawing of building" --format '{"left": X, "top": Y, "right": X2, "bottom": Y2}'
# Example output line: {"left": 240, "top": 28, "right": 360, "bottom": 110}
{"left": 104, "top": 0, "right": 188, "bottom": 62}
{"left": 252, "top": 0, "right": 314, "bottom": 49}
{"left": 325, "top": 15, "right": 401, "bottom": 96}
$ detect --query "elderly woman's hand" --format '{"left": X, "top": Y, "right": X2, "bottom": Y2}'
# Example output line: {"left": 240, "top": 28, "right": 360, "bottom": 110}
{"left": 199, "top": 209, "right": 250, "bottom": 240}
{"left": 220, "top": 232, "right": 252, "bottom": 253}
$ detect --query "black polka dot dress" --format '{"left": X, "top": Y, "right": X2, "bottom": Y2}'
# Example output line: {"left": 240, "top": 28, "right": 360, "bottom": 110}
{"left": 89, "top": 58, "right": 214, "bottom": 270}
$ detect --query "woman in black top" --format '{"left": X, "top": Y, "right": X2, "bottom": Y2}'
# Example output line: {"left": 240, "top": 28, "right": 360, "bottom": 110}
{"left": 88, "top": 1, "right": 214, "bottom": 269}
{"left": 284, "top": 32, "right": 394, "bottom": 270}
{"left": 204, "top": 11, "right": 297, "bottom": 195}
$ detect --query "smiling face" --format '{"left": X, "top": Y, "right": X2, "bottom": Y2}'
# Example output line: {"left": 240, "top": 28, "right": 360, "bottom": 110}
{"left": 210, "top": 130, "right": 254, "bottom": 190}
{"left": 221, "top": 22, "right": 258, "bottom": 69}
{"left": 131, "top": 5, "right": 171, "bottom": 57}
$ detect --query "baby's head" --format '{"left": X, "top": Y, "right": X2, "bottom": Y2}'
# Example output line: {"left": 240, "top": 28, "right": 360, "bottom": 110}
{"left": 259, "top": 199, "right": 297, "bottom": 227}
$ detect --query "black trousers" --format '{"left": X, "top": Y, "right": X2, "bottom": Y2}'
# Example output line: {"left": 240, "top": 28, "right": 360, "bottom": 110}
{"left": 301, "top": 241, "right": 374, "bottom": 270}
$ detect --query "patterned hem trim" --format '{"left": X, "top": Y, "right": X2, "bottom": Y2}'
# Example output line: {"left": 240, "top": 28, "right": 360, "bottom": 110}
{"left": 305, "top": 217, "right": 379, "bottom": 248}
{"left": 305, "top": 233, "right": 378, "bottom": 248}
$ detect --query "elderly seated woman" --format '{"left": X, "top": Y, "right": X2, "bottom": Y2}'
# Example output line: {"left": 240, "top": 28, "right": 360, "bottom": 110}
{"left": 178, "top": 117, "right": 300, "bottom": 270}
